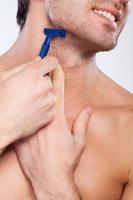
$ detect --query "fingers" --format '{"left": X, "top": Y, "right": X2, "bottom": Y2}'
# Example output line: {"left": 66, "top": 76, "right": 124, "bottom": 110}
{"left": 25, "top": 56, "right": 59, "bottom": 77}
{"left": 0, "top": 57, "right": 40, "bottom": 81}
{"left": 1, "top": 56, "right": 59, "bottom": 81}
{"left": 52, "top": 64, "right": 65, "bottom": 111}
{"left": 73, "top": 108, "right": 92, "bottom": 150}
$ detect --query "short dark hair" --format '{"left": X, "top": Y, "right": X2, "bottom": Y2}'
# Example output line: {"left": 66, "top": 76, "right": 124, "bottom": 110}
{"left": 17, "top": 0, "right": 29, "bottom": 29}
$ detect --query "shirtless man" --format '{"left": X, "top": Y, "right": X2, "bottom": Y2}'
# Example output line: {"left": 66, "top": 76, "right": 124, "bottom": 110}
{"left": 0, "top": 0, "right": 133, "bottom": 199}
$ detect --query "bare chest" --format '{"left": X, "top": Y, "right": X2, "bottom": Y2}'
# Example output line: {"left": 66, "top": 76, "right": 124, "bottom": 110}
{"left": 73, "top": 127, "right": 128, "bottom": 200}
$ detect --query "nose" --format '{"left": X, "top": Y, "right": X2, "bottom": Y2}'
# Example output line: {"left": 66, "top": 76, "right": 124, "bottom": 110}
{"left": 112, "top": 0, "right": 129, "bottom": 9}
{"left": 120, "top": 0, "right": 129, "bottom": 3}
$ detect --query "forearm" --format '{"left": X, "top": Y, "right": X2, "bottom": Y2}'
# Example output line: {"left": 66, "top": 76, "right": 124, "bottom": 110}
{"left": 0, "top": 150, "right": 35, "bottom": 200}
{"left": 0, "top": 132, "right": 10, "bottom": 155}
{"left": 32, "top": 171, "right": 81, "bottom": 200}
{"left": 0, "top": 120, "right": 23, "bottom": 154}
{"left": 0, "top": 133, "right": 14, "bottom": 155}
{"left": 0, "top": 122, "right": 16, "bottom": 153}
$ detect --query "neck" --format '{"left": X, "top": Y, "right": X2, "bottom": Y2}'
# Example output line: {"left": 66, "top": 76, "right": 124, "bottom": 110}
{"left": 0, "top": 0, "right": 106, "bottom": 124}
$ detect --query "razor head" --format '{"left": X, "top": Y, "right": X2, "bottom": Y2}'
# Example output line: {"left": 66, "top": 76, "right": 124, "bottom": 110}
{"left": 44, "top": 28, "right": 66, "bottom": 38}
{"left": 39, "top": 28, "right": 66, "bottom": 59}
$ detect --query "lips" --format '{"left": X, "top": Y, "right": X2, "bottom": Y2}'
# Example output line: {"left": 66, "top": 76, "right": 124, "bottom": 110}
{"left": 94, "top": 10, "right": 116, "bottom": 23}
{"left": 92, "top": 7, "right": 123, "bottom": 23}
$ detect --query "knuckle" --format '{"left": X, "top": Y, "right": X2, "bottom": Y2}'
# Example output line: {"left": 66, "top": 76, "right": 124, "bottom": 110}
{"left": 48, "top": 92, "right": 56, "bottom": 106}
{"left": 47, "top": 107, "right": 56, "bottom": 122}
{"left": 38, "top": 57, "right": 59, "bottom": 76}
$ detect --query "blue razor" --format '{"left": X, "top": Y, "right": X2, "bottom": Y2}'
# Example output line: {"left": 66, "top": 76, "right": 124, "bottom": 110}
{"left": 39, "top": 28, "right": 66, "bottom": 59}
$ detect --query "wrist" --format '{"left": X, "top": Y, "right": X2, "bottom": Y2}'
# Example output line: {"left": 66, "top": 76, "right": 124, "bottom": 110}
{"left": 0, "top": 119, "right": 20, "bottom": 151}
{"left": 31, "top": 170, "right": 80, "bottom": 200}
{"left": 0, "top": 126, "right": 11, "bottom": 151}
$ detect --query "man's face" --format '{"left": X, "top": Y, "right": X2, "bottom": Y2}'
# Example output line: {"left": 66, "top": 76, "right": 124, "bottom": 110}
{"left": 46, "top": 0, "right": 130, "bottom": 52}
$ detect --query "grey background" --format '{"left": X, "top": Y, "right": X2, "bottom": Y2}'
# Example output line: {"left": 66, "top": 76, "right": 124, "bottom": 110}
{"left": 0, "top": 0, "right": 132, "bottom": 92}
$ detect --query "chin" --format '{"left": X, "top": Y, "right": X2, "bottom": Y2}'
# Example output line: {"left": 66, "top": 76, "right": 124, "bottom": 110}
{"left": 97, "top": 40, "right": 117, "bottom": 52}
{"left": 85, "top": 36, "right": 118, "bottom": 53}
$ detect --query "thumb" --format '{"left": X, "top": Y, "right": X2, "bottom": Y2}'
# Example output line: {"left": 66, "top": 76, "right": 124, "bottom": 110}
{"left": 52, "top": 64, "right": 65, "bottom": 111}
{"left": 73, "top": 107, "right": 92, "bottom": 149}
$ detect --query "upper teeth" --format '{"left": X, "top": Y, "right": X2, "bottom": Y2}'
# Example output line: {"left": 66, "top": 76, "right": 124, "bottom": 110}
{"left": 94, "top": 10, "right": 116, "bottom": 22}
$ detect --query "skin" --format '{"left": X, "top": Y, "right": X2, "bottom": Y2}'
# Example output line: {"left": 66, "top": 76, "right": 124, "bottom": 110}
{"left": 0, "top": 0, "right": 133, "bottom": 199}
{"left": 0, "top": 57, "right": 58, "bottom": 154}
{"left": 15, "top": 64, "right": 91, "bottom": 200}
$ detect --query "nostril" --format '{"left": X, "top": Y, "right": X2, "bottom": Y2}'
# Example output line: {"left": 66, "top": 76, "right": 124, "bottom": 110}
{"left": 120, "top": 0, "right": 129, "bottom": 4}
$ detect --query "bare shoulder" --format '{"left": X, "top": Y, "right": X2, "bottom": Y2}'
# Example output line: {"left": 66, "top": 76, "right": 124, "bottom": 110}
{"left": 89, "top": 106, "right": 133, "bottom": 137}
{"left": 99, "top": 70, "right": 133, "bottom": 108}
{"left": 90, "top": 73, "right": 133, "bottom": 131}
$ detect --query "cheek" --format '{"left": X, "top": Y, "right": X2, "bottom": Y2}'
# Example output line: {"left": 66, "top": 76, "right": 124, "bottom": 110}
{"left": 47, "top": 0, "right": 86, "bottom": 28}
{"left": 47, "top": 1, "right": 67, "bottom": 25}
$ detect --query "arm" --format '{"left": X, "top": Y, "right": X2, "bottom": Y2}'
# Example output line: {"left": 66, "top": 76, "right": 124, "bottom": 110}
{"left": 0, "top": 56, "right": 57, "bottom": 154}
{"left": 15, "top": 66, "right": 91, "bottom": 200}
{"left": 0, "top": 149, "right": 80, "bottom": 200}
{"left": 0, "top": 150, "right": 35, "bottom": 200}
{"left": 31, "top": 171, "right": 81, "bottom": 200}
